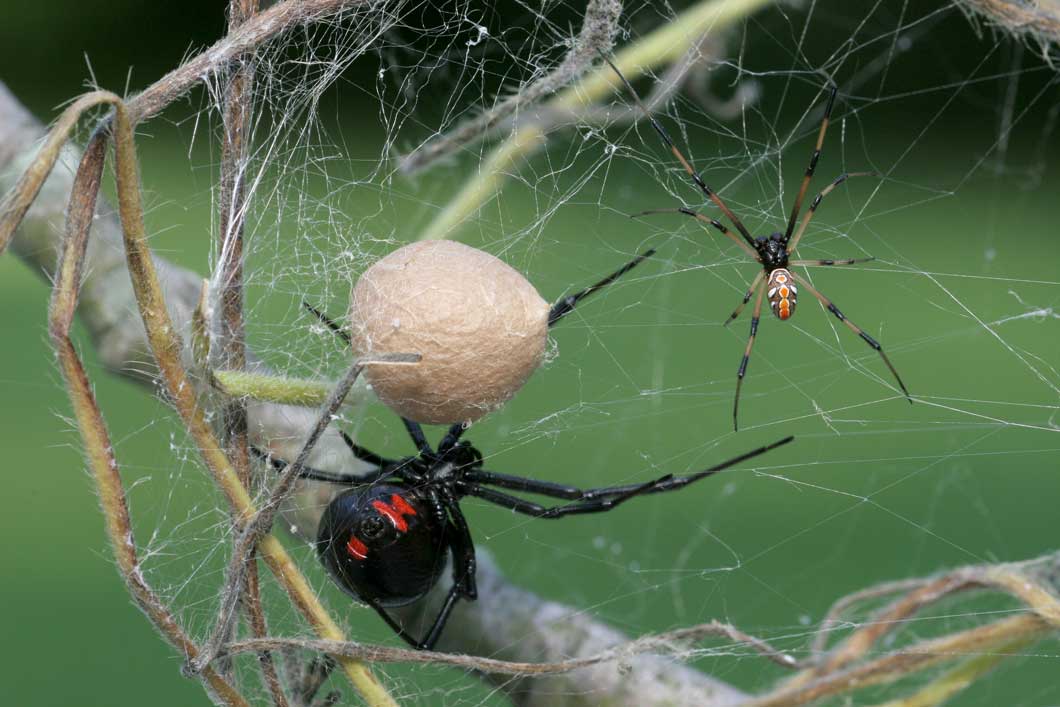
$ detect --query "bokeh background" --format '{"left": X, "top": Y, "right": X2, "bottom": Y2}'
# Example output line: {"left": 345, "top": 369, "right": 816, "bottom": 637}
{"left": 1, "top": 1, "right": 1058, "bottom": 705}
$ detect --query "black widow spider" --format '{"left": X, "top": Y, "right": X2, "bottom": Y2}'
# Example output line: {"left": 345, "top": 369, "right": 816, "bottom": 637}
{"left": 603, "top": 57, "right": 912, "bottom": 430}
{"left": 254, "top": 252, "right": 793, "bottom": 650}
{"left": 257, "top": 418, "right": 792, "bottom": 650}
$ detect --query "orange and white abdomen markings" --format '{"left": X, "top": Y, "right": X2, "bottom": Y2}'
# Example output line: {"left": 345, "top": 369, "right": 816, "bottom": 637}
{"left": 767, "top": 268, "right": 798, "bottom": 320}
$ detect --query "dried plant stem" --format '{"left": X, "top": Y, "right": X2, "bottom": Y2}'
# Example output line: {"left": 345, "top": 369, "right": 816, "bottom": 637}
{"left": 48, "top": 130, "right": 248, "bottom": 707}
{"left": 748, "top": 613, "right": 1052, "bottom": 707}
{"left": 191, "top": 355, "right": 419, "bottom": 677}
{"left": 416, "top": 0, "right": 776, "bottom": 241}
{"left": 869, "top": 634, "right": 1036, "bottom": 707}
{"left": 0, "top": 0, "right": 385, "bottom": 257}
{"left": 7, "top": 90, "right": 398, "bottom": 706}
{"left": 216, "top": 0, "right": 290, "bottom": 702}
{"left": 113, "top": 96, "right": 397, "bottom": 706}
{"left": 222, "top": 617, "right": 796, "bottom": 674}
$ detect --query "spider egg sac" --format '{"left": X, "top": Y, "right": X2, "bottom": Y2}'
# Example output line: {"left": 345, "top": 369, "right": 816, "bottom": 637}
{"left": 349, "top": 240, "right": 550, "bottom": 424}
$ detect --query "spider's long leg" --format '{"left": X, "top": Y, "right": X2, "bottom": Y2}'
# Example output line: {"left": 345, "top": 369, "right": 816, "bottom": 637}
{"left": 462, "top": 435, "right": 793, "bottom": 518}
{"left": 463, "top": 479, "right": 659, "bottom": 518}
{"left": 547, "top": 249, "right": 656, "bottom": 327}
{"left": 724, "top": 271, "right": 765, "bottom": 327}
{"left": 602, "top": 56, "right": 757, "bottom": 249}
{"left": 790, "top": 257, "right": 875, "bottom": 267}
{"left": 436, "top": 422, "right": 469, "bottom": 454}
{"left": 790, "top": 271, "right": 912, "bottom": 401}
{"left": 365, "top": 587, "right": 462, "bottom": 651}
{"left": 303, "top": 301, "right": 351, "bottom": 345}
{"left": 384, "top": 493, "right": 476, "bottom": 650}
{"left": 733, "top": 280, "right": 767, "bottom": 431}
{"left": 785, "top": 172, "right": 877, "bottom": 255}
{"left": 337, "top": 429, "right": 397, "bottom": 468}
{"left": 632, "top": 208, "right": 759, "bottom": 260}
{"left": 463, "top": 469, "right": 586, "bottom": 499}
{"left": 402, "top": 417, "right": 434, "bottom": 456}
{"left": 441, "top": 491, "right": 478, "bottom": 599}
{"left": 783, "top": 86, "right": 837, "bottom": 242}
{"left": 251, "top": 446, "right": 393, "bottom": 485}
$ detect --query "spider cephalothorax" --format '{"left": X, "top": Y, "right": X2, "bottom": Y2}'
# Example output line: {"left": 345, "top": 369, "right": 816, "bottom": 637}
{"left": 257, "top": 418, "right": 792, "bottom": 650}
{"left": 608, "top": 56, "right": 913, "bottom": 430}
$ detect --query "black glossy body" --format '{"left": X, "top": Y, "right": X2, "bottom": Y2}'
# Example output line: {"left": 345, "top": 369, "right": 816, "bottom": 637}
{"left": 256, "top": 418, "right": 791, "bottom": 650}
{"left": 755, "top": 232, "right": 789, "bottom": 272}
{"left": 317, "top": 483, "right": 448, "bottom": 607}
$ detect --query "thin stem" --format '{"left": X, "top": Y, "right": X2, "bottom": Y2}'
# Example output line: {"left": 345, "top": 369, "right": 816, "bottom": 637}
{"left": 223, "top": 618, "right": 797, "bottom": 673}
{"left": 101, "top": 95, "right": 398, "bottom": 707}
{"left": 48, "top": 129, "right": 249, "bottom": 707}
{"left": 217, "top": 0, "right": 289, "bottom": 701}
{"left": 746, "top": 614, "right": 1052, "bottom": 707}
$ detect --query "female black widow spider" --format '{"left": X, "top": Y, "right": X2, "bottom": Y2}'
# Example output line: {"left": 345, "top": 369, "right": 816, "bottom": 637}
{"left": 603, "top": 57, "right": 912, "bottom": 430}
{"left": 254, "top": 251, "right": 792, "bottom": 650}
{"left": 257, "top": 418, "right": 792, "bottom": 650}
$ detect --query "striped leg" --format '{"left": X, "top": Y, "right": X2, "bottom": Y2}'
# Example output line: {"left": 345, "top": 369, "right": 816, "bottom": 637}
{"left": 633, "top": 207, "right": 760, "bottom": 260}
{"left": 785, "top": 171, "right": 877, "bottom": 255}
{"left": 789, "top": 257, "right": 875, "bottom": 267}
{"left": 547, "top": 249, "right": 656, "bottom": 326}
{"left": 790, "top": 271, "right": 911, "bottom": 401}
{"left": 783, "top": 86, "right": 837, "bottom": 242}
{"left": 724, "top": 271, "right": 765, "bottom": 326}
{"left": 733, "top": 281, "right": 767, "bottom": 431}
{"left": 602, "top": 56, "right": 757, "bottom": 249}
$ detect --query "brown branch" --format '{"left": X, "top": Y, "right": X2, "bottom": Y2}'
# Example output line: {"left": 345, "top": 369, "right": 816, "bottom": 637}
{"left": 215, "top": 0, "right": 290, "bottom": 702}
{"left": 223, "top": 618, "right": 797, "bottom": 674}
{"left": 48, "top": 128, "right": 249, "bottom": 707}
{"left": 748, "top": 613, "right": 1052, "bottom": 707}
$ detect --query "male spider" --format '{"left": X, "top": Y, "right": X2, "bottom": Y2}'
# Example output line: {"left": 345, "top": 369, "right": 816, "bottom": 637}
{"left": 257, "top": 420, "right": 793, "bottom": 650}
{"left": 605, "top": 57, "right": 912, "bottom": 430}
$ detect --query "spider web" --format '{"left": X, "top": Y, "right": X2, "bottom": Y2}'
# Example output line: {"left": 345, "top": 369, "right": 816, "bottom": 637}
{"left": 5, "top": 1, "right": 1059, "bottom": 705}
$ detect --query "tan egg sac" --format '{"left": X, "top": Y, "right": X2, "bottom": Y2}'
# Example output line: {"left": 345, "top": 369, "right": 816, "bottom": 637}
{"left": 349, "top": 240, "right": 550, "bottom": 425}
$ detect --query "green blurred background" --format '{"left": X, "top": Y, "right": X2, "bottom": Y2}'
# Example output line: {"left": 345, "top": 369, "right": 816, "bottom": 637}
{"left": 1, "top": 1, "right": 1058, "bottom": 705}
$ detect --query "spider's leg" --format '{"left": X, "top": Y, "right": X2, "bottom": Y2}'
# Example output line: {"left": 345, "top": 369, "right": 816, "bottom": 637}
{"left": 724, "top": 270, "right": 765, "bottom": 327}
{"left": 441, "top": 490, "right": 478, "bottom": 599}
{"left": 383, "top": 493, "right": 476, "bottom": 650}
{"left": 250, "top": 446, "right": 392, "bottom": 486}
{"left": 303, "top": 301, "right": 351, "bottom": 345}
{"left": 463, "top": 479, "right": 658, "bottom": 518}
{"left": 632, "top": 208, "right": 759, "bottom": 260}
{"left": 463, "top": 469, "right": 586, "bottom": 499}
{"left": 784, "top": 172, "right": 877, "bottom": 255}
{"left": 336, "top": 429, "right": 397, "bottom": 468}
{"left": 462, "top": 435, "right": 793, "bottom": 518}
{"left": 783, "top": 85, "right": 837, "bottom": 242}
{"left": 733, "top": 280, "right": 767, "bottom": 431}
{"left": 402, "top": 417, "right": 434, "bottom": 456}
{"left": 789, "top": 257, "right": 875, "bottom": 267}
{"left": 547, "top": 249, "right": 656, "bottom": 327}
{"left": 790, "top": 271, "right": 912, "bottom": 401}
{"left": 436, "top": 422, "right": 469, "bottom": 454}
{"left": 603, "top": 56, "right": 757, "bottom": 249}
{"left": 364, "top": 589, "right": 462, "bottom": 651}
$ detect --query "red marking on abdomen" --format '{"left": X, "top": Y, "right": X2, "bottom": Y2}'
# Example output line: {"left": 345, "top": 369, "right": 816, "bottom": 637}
{"left": 767, "top": 268, "right": 798, "bottom": 321}
{"left": 346, "top": 535, "right": 368, "bottom": 560}
{"left": 372, "top": 495, "right": 417, "bottom": 533}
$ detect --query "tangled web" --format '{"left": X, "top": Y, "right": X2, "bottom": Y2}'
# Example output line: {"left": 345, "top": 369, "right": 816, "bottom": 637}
{"left": 68, "top": 0, "right": 1060, "bottom": 704}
